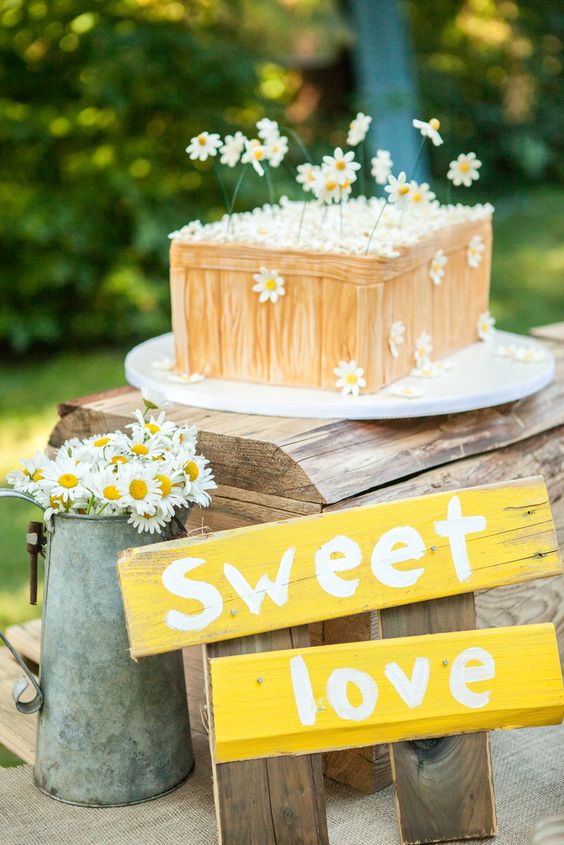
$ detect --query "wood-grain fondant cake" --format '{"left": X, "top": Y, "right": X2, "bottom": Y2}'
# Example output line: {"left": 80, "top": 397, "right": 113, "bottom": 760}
{"left": 170, "top": 118, "right": 494, "bottom": 395}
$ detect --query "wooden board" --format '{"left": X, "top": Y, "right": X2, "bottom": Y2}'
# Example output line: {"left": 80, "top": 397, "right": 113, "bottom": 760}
{"left": 204, "top": 626, "right": 329, "bottom": 845}
{"left": 530, "top": 322, "right": 564, "bottom": 343}
{"left": 0, "top": 648, "right": 37, "bottom": 764}
{"left": 380, "top": 594, "right": 495, "bottom": 844}
{"left": 49, "top": 335, "right": 564, "bottom": 505}
{"left": 209, "top": 623, "right": 564, "bottom": 764}
{"left": 118, "top": 477, "right": 560, "bottom": 657}
{"left": 5, "top": 619, "right": 41, "bottom": 666}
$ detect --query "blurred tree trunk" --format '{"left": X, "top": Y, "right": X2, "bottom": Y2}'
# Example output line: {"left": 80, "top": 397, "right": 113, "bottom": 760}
{"left": 348, "top": 0, "right": 428, "bottom": 179}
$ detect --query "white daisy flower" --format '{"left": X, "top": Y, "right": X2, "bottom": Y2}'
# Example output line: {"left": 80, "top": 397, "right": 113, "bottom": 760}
{"left": 6, "top": 452, "right": 49, "bottom": 495}
{"left": 170, "top": 424, "right": 198, "bottom": 456}
{"left": 389, "top": 384, "right": 424, "bottom": 399}
{"left": 333, "top": 360, "right": 367, "bottom": 397}
{"left": 153, "top": 460, "right": 190, "bottom": 517}
{"left": 385, "top": 171, "right": 411, "bottom": 207}
{"left": 256, "top": 118, "right": 280, "bottom": 144}
{"left": 41, "top": 456, "right": 88, "bottom": 503}
{"left": 128, "top": 508, "right": 170, "bottom": 535}
{"left": 321, "top": 147, "right": 361, "bottom": 187}
{"left": 88, "top": 467, "right": 125, "bottom": 512}
{"left": 118, "top": 429, "right": 165, "bottom": 460}
{"left": 241, "top": 138, "right": 267, "bottom": 176}
{"left": 412, "top": 117, "right": 443, "bottom": 147}
{"left": 477, "top": 311, "right": 496, "bottom": 341}
{"left": 513, "top": 346, "right": 546, "bottom": 363}
{"left": 168, "top": 372, "right": 205, "bottom": 384}
{"left": 389, "top": 321, "right": 405, "bottom": 358}
{"left": 252, "top": 267, "right": 285, "bottom": 303}
{"left": 181, "top": 453, "right": 217, "bottom": 506}
{"left": 371, "top": 149, "right": 393, "bottom": 185}
{"left": 311, "top": 171, "right": 342, "bottom": 204}
{"left": 117, "top": 464, "right": 161, "bottom": 516}
{"left": 220, "top": 131, "right": 247, "bottom": 168}
{"left": 468, "top": 235, "right": 485, "bottom": 268}
{"left": 447, "top": 152, "right": 481, "bottom": 187}
{"left": 186, "top": 131, "right": 222, "bottom": 162}
{"left": 409, "top": 181, "right": 435, "bottom": 207}
{"left": 141, "top": 387, "right": 168, "bottom": 410}
{"left": 296, "top": 162, "right": 320, "bottom": 193}
{"left": 264, "top": 135, "right": 288, "bottom": 168}
{"left": 411, "top": 362, "right": 443, "bottom": 378}
{"left": 347, "top": 112, "right": 372, "bottom": 146}
{"left": 150, "top": 357, "right": 174, "bottom": 371}
{"left": 415, "top": 331, "right": 433, "bottom": 367}
{"left": 429, "top": 249, "right": 447, "bottom": 285}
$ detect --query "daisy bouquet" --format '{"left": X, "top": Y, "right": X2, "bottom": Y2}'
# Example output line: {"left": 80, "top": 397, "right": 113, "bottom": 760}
{"left": 6, "top": 390, "right": 216, "bottom": 534}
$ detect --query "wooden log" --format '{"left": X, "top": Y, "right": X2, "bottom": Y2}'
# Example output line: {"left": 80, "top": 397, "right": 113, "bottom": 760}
{"left": 379, "top": 594, "right": 496, "bottom": 845}
{"left": 204, "top": 626, "right": 328, "bottom": 845}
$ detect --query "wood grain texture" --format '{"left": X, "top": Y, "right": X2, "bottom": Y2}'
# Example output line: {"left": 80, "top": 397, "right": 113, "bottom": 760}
{"left": 171, "top": 219, "right": 491, "bottom": 392}
{"left": 5, "top": 619, "right": 41, "bottom": 665}
{"left": 380, "top": 594, "right": 496, "bottom": 844}
{"left": 204, "top": 626, "right": 329, "bottom": 845}
{"left": 118, "top": 476, "right": 561, "bottom": 657}
{"left": 209, "top": 623, "right": 564, "bottom": 763}
{"left": 0, "top": 648, "right": 37, "bottom": 764}
{"left": 48, "top": 336, "right": 564, "bottom": 505}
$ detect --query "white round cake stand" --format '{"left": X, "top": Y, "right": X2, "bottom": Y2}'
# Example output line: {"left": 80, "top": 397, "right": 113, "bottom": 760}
{"left": 125, "top": 331, "right": 554, "bottom": 421}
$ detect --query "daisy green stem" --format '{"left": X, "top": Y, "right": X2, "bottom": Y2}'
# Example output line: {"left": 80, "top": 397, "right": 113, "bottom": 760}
{"left": 364, "top": 200, "right": 387, "bottom": 255}
{"left": 297, "top": 198, "right": 308, "bottom": 246}
{"left": 96, "top": 502, "right": 109, "bottom": 516}
{"left": 263, "top": 161, "right": 275, "bottom": 205}
{"left": 410, "top": 137, "right": 426, "bottom": 181}
{"left": 225, "top": 164, "right": 248, "bottom": 238}
{"left": 86, "top": 494, "right": 95, "bottom": 515}
{"left": 281, "top": 126, "right": 312, "bottom": 163}
{"left": 213, "top": 159, "right": 230, "bottom": 211}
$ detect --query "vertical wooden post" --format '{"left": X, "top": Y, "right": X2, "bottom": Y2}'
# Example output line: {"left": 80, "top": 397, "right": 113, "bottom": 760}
{"left": 379, "top": 594, "right": 497, "bottom": 845}
{"left": 205, "top": 626, "right": 329, "bottom": 845}
{"left": 321, "top": 613, "right": 392, "bottom": 793}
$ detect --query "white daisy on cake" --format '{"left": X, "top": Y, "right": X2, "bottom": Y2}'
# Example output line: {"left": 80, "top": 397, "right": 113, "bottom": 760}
{"left": 241, "top": 139, "right": 267, "bottom": 176}
{"left": 415, "top": 331, "right": 433, "bottom": 367}
{"left": 429, "top": 249, "right": 447, "bottom": 285}
{"left": 347, "top": 112, "right": 372, "bottom": 146}
{"left": 186, "top": 131, "right": 222, "bottom": 162}
{"left": 389, "top": 384, "right": 424, "bottom": 399}
{"left": 371, "top": 150, "right": 393, "bottom": 185}
{"left": 264, "top": 134, "right": 289, "bottom": 168}
{"left": 321, "top": 147, "right": 361, "bottom": 187}
{"left": 447, "top": 152, "right": 482, "bottom": 187}
{"left": 477, "top": 310, "right": 495, "bottom": 341}
{"left": 385, "top": 172, "right": 411, "bottom": 208}
{"left": 220, "top": 132, "right": 246, "bottom": 167}
{"left": 468, "top": 235, "right": 485, "bottom": 268}
{"left": 256, "top": 118, "right": 280, "bottom": 144}
{"left": 388, "top": 321, "right": 405, "bottom": 358}
{"left": 296, "top": 163, "right": 320, "bottom": 193}
{"left": 333, "top": 360, "right": 366, "bottom": 397}
{"left": 252, "top": 267, "right": 285, "bottom": 303}
{"left": 312, "top": 171, "right": 342, "bottom": 204}
{"left": 409, "top": 181, "right": 436, "bottom": 207}
{"left": 412, "top": 117, "right": 443, "bottom": 147}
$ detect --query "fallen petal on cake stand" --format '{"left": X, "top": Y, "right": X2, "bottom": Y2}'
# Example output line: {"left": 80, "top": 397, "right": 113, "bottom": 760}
{"left": 125, "top": 332, "right": 554, "bottom": 420}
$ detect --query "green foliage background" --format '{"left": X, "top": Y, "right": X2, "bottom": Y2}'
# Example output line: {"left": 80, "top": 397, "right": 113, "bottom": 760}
{"left": 0, "top": 0, "right": 562, "bottom": 352}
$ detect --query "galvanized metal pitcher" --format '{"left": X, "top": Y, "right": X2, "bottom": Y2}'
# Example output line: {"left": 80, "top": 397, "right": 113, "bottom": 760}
{"left": 0, "top": 490, "right": 193, "bottom": 806}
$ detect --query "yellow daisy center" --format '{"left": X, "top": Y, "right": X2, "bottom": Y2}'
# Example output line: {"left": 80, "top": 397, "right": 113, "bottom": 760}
{"left": 111, "top": 455, "right": 127, "bottom": 465}
{"left": 254, "top": 149, "right": 264, "bottom": 160}
{"left": 94, "top": 437, "right": 110, "bottom": 447}
{"left": 346, "top": 373, "right": 358, "bottom": 385}
{"left": 131, "top": 443, "right": 149, "bottom": 456}
{"left": 129, "top": 479, "right": 148, "bottom": 500}
{"left": 103, "top": 484, "right": 121, "bottom": 501}
{"left": 22, "top": 469, "right": 30, "bottom": 477}
{"left": 32, "top": 469, "right": 44, "bottom": 481}
{"left": 59, "top": 473, "right": 78, "bottom": 489}
{"left": 411, "top": 192, "right": 422, "bottom": 203}
{"left": 184, "top": 460, "right": 199, "bottom": 481}
{"left": 198, "top": 134, "right": 207, "bottom": 145}
{"left": 325, "top": 179, "right": 337, "bottom": 191}
{"left": 50, "top": 494, "right": 63, "bottom": 508}
{"left": 429, "top": 118, "right": 440, "bottom": 130}
{"left": 306, "top": 171, "right": 315, "bottom": 182}
{"left": 156, "top": 474, "right": 172, "bottom": 496}
{"left": 335, "top": 160, "right": 346, "bottom": 171}
{"left": 142, "top": 512, "right": 153, "bottom": 519}
{"left": 144, "top": 423, "right": 160, "bottom": 434}
{"left": 398, "top": 184, "right": 410, "bottom": 196}
{"left": 265, "top": 278, "right": 277, "bottom": 291}
{"left": 459, "top": 161, "right": 470, "bottom": 173}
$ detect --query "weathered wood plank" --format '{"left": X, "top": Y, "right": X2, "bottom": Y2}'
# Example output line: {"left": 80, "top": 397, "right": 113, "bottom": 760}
{"left": 5, "top": 619, "right": 41, "bottom": 666}
{"left": 530, "top": 322, "right": 564, "bottom": 343}
{"left": 0, "top": 649, "right": 37, "bottom": 764}
{"left": 209, "top": 623, "right": 564, "bottom": 763}
{"left": 49, "top": 339, "right": 564, "bottom": 505}
{"left": 204, "top": 626, "right": 329, "bottom": 845}
{"left": 118, "top": 477, "right": 561, "bottom": 657}
{"left": 380, "top": 594, "right": 496, "bottom": 845}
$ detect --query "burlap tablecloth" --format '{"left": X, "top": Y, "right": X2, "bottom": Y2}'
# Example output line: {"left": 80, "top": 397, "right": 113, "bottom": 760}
{"left": 1, "top": 726, "right": 562, "bottom": 845}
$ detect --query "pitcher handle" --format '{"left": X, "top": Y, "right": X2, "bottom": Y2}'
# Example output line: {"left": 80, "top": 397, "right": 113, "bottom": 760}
{"left": 0, "top": 488, "right": 45, "bottom": 713}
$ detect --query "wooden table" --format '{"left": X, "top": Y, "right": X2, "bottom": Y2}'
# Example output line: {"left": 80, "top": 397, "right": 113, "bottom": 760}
{"left": 2, "top": 322, "right": 563, "bottom": 844}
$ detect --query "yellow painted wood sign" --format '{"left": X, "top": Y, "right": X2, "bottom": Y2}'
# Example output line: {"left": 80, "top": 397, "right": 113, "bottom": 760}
{"left": 210, "top": 624, "right": 564, "bottom": 763}
{"left": 118, "top": 476, "right": 561, "bottom": 657}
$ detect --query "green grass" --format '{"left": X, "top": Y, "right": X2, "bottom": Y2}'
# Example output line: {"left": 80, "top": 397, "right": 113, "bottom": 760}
{"left": 0, "top": 185, "right": 562, "bottom": 766}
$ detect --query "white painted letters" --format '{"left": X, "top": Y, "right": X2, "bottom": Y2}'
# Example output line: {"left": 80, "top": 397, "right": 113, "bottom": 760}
{"left": 290, "top": 656, "right": 317, "bottom": 727}
{"left": 371, "top": 526, "right": 426, "bottom": 588}
{"left": 434, "top": 496, "right": 487, "bottom": 582}
{"left": 385, "top": 658, "right": 430, "bottom": 708}
{"left": 224, "top": 547, "right": 295, "bottom": 615}
{"left": 162, "top": 557, "right": 223, "bottom": 631}
{"left": 315, "top": 535, "right": 362, "bottom": 598}
{"left": 449, "top": 647, "right": 495, "bottom": 709}
{"left": 326, "top": 668, "right": 378, "bottom": 722}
